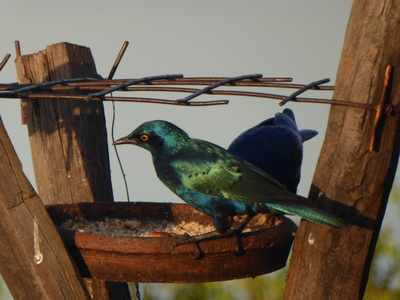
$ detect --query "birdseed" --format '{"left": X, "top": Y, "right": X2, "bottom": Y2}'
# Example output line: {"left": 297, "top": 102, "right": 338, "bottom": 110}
{"left": 61, "top": 217, "right": 217, "bottom": 237}
{"left": 61, "top": 217, "right": 253, "bottom": 237}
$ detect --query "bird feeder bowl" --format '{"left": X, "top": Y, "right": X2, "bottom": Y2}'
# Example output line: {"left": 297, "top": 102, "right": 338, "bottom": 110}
{"left": 46, "top": 202, "right": 297, "bottom": 283}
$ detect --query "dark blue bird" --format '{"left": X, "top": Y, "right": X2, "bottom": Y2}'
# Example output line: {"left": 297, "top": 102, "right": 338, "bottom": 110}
{"left": 225, "top": 109, "right": 345, "bottom": 229}
{"left": 228, "top": 108, "right": 317, "bottom": 193}
{"left": 114, "top": 113, "right": 345, "bottom": 239}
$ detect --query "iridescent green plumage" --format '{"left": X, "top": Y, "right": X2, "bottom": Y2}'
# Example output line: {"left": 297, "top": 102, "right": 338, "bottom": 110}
{"left": 114, "top": 118, "right": 345, "bottom": 233}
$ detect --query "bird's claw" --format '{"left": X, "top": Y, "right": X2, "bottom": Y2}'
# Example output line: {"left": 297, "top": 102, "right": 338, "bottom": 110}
{"left": 172, "top": 228, "right": 248, "bottom": 258}
{"left": 173, "top": 237, "right": 205, "bottom": 259}
{"left": 192, "top": 242, "right": 205, "bottom": 259}
{"left": 234, "top": 234, "right": 245, "bottom": 256}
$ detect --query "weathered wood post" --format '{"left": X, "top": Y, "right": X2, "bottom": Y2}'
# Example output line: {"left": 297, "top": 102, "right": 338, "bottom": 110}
{"left": 0, "top": 117, "right": 90, "bottom": 299}
{"left": 15, "top": 42, "right": 131, "bottom": 299}
{"left": 285, "top": 1, "right": 400, "bottom": 299}
{"left": 15, "top": 43, "right": 113, "bottom": 206}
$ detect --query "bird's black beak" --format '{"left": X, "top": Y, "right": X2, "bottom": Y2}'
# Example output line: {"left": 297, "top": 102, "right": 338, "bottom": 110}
{"left": 113, "top": 135, "right": 138, "bottom": 146}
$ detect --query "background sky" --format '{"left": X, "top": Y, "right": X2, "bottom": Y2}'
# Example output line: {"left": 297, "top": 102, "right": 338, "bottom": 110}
{"left": 1, "top": 1, "right": 399, "bottom": 298}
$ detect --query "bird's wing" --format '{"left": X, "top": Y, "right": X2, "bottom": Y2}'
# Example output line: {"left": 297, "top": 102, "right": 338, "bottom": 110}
{"left": 173, "top": 139, "right": 312, "bottom": 206}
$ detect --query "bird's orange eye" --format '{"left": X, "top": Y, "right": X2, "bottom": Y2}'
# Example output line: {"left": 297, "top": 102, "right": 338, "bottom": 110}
{"left": 140, "top": 134, "right": 149, "bottom": 141}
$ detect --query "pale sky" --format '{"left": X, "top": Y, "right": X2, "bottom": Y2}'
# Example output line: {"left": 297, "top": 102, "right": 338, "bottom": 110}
{"left": 1, "top": 1, "right": 399, "bottom": 297}
{"left": 2, "top": 1, "right": 358, "bottom": 201}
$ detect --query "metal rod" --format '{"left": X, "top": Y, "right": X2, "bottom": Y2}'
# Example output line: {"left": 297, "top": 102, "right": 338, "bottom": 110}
{"left": 0, "top": 78, "right": 98, "bottom": 96}
{"left": 23, "top": 93, "right": 228, "bottom": 106}
{"left": 0, "top": 54, "right": 11, "bottom": 71}
{"left": 10, "top": 90, "right": 379, "bottom": 110}
{"left": 0, "top": 86, "right": 285, "bottom": 101}
{"left": 0, "top": 77, "right": 302, "bottom": 91}
{"left": 0, "top": 79, "right": 385, "bottom": 112}
{"left": 279, "top": 78, "right": 331, "bottom": 106}
{"left": 177, "top": 74, "right": 263, "bottom": 103}
{"left": 0, "top": 82, "right": 333, "bottom": 93}
{"left": 108, "top": 41, "right": 129, "bottom": 80}
{"left": 369, "top": 65, "right": 393, "bottom": 151}
{"left": 86, "top": 74, "right": 184, "bottom": 101}
{"left": 56, "top": 77, "right": 296, "bottom": 87}
{"left": 1, "top": 75, "right": 388, "bottom": 112}
{"left": 14, "top": 41, "right": 21, "bottom": 57}
{"left": 293, "top": 97, "right": 376, "bottom": 110}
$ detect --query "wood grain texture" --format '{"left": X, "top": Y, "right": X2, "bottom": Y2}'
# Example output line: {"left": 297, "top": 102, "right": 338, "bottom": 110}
{"left": 0, "top": 117, "right": 90, "bottom": 300}
{"left": 285, "top": 1, "right": 400, "bottom": 299}
{"left": 15, "top": 42, "right": 113, "bottom": 205}
{"left": 15, "top": 42, "right": 131, "bottom": 299}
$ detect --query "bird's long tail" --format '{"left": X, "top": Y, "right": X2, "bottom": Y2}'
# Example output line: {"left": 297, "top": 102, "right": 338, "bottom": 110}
{"left": 269, "top": 204, "right": 346, "bottom": 229}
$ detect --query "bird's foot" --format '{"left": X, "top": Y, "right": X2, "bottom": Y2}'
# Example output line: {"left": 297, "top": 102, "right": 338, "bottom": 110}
{"left": 173, "top": 230, "right": 226, "bottom": 259}
{"left": 173, "top": 228, "right": 248, "bottom": 258}
{"left": 173, "top": 235, "right": 208, "bottom": 259}
{"left": 172, "top": 212, "right": 255, "bottom": 258}
{"left": 233, "top": 231, "right": 245, "bottom": 256}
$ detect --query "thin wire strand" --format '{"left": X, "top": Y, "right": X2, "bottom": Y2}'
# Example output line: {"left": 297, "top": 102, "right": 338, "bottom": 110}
{"left": 107, "top": 42, "right": 141, "bottom": 300}
{"left": 107, "top": 42, "right": 131, "bottom": 203}
{"left": 111, "top": 98, "right": 131, "bottom": 203}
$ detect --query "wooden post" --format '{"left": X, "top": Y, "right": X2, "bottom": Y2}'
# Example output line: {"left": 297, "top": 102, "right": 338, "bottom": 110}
{"left": 284, "top": 1, "right": 400, "bottom": 299}
{"left": 0, "top": 117, "right": 90, "bottom": 299}
{"left": 15, "top": 42, "right": 131, "bottom": 299}
{"left": 15, "top": 42, "right": 113, "bottom": 205}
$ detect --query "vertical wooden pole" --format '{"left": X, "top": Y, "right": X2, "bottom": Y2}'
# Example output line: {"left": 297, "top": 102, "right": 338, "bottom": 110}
{"left": 0, "top": 117, "right": 90, "bottom": 300}
{"left": 15, "top": 42, "right": 131, "bottom": 299}
{"left": 284, "top": 1, "right": 400, "bottom": 299}
{"left": 15, "top": 42, "right": 113, "bottom": 205}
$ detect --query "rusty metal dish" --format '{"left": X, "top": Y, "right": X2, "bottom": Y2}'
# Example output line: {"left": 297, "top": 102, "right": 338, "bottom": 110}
{"left": 46, "top": 202, "right": 297, "bottom": 283}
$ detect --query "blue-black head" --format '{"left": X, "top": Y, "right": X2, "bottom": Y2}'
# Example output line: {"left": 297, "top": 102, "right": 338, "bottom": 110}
{"left": 113, "top": 120, "right": 190, "bottom": 154}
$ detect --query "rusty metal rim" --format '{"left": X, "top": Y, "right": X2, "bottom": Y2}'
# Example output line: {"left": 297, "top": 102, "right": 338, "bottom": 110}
{"left": 47, "top": 202, "right": 297, "bottom": 255}
{"left": 46, "top": 202, "right": 298, "bottom": 283}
